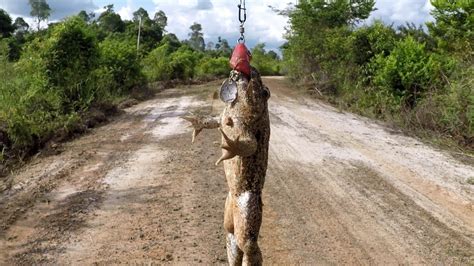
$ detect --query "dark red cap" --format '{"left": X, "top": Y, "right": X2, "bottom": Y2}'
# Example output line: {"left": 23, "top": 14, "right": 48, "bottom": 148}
{"left": 229, "top": 43, "right": 252, "bottom": 78}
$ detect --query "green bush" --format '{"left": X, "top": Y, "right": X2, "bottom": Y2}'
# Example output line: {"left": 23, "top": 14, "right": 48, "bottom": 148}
{"left": 195, "top": 56, "right": 229, "bottom": 79}
{"left": 1, "top": 39, "right": 62, "bottom": 151}
{"left": 251, "top": 43, "right": 281, "bottom": 76}
{"left": 169, "top": 46, "right": 200, "bottom": 80}
{"left": 143, "top": 43, "right": 174, "bottom": 82}
{"left": 319, "top": 27, "right": 356, "bottom": 92}
{"left": 412, "top": 64, "right": 473, "bottom": 144}
{"left": 42, "top": 17, "right": 98, "bottom": 111}
{"left": 371, "top": 36, "right": 452, "bottom": 107}
{"left": 143, "top": 44, "right": 200, "bottom": 81}
{"left": 279, "top": 0, "right": 472, "bottom": 149}
{"left": 428, "top": 0, "right": 473, "bottom": 58}
{"left": 0, "top": 16, "right": 147, "bottom": 156}
{"left": 282, "top": 0, "right": 375, "bottom": 82}
{"left": 98, "top": 36, "right": 145, "bottom": 93}
{"left": 352, "top": 21, "right": 397, "bottom": 66}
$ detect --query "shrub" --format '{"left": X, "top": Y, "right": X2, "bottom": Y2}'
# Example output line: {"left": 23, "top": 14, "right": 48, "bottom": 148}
{"left": 251, "top": 44, "right": 281, "bottom": 76}
{"left": 281, "top": 1, "right": 472, "bottom": 149}
{"left": 371, "top": 37, "right": 453, "bottom": 107}
{"left": 411, "top": 64, "right": 473, "bottom": 145}
{"left": 42, "top": 16, "right": 98, "bottom": 111}
{"left": 143, "top": 43, "right": 174, "bottom": 82}
{"left": 143, "top": 44, "right": 200, "bottom": 81}
{"left": 169, "top": 46, "right": 200, "bottom": 80}
{"left": 352, "top": 21, "right": 397, "bottom": 66}
{"left": 195, "top": 56, "right": 229, "bottom": 79}
{"left": 1, "top": 38, "right": 61, "bottom": 151}
{"left": 0, "top": 16, "right": 147, "bottom": 157}
{"left": 98, "top": 36, "right": 145, "bottom": 93}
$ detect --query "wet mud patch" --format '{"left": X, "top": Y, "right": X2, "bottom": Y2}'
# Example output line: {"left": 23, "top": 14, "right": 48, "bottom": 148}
{"left": 0, "top": 162, "right": 75, "bottom": 237}
{"left": 42, "top": 190, "right": 104, "bottom": 234}
{"left": 9, "top": 189, "right": 105, "bottom": 264}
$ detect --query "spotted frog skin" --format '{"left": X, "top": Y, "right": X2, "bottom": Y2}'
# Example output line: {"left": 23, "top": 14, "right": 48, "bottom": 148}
{"left": 183, "top": 67, "right": 270, "bottom": 266}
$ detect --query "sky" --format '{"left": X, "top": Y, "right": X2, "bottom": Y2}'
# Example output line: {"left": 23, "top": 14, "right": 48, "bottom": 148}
{"left": 0, "top": 0, "right": 434, "bottom": 52}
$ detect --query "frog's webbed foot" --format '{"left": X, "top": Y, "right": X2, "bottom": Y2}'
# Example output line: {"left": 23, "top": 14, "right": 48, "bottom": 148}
{"left": 216, "top": 128, "right": 240, "bottom": 165}
{"left": 182, "top": 115, "right": 203, "bottom": 143}
{"left": 215, "top": 128, "right": 257, "bottom": 165}
{"left": 181, "top": 113, "right": 220, "bottom": 143}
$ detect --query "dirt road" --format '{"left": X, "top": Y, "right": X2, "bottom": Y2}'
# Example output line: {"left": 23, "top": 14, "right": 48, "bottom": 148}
{"left": 1, "top": 78, "right": 473, "bottom": 264}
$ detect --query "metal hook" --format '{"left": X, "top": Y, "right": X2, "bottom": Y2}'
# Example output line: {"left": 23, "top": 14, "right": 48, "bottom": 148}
{"left": 237, "top": 0, "right": 247, "bottom": 43}
{"left": 238, "top": 0, "right": 246, "bottom": 24}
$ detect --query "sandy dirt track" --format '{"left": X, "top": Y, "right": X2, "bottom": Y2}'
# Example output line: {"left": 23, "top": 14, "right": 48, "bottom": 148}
{"left": 0, "top": 78, "right": 473, "bottom": 264}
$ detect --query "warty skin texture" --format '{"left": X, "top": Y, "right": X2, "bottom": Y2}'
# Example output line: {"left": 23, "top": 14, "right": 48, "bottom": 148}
{"left": 183, "top": 68, "right": 270, "bottom": 266}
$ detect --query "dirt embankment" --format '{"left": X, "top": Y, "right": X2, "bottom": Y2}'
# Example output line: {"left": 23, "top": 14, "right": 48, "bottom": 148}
{"left": 0, "top": 79, "right": 473, "bottom": 264}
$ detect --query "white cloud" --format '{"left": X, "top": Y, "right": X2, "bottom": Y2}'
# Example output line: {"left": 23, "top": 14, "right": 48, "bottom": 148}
{"left": 368, "top": 0, "right": 434, "bottom": 26}
{"left": 152, "top": 0, "right": 294, "bottom": 51}
{"left": 197, "top": 0, "right": 212, "bottom": 10}
{"left": 0, "top": 0, "right": 437, "bottom": 51}
{"left": 0, "top": 0, "right": 97, "bottom": 20}
{"left": 117, "top": 0, "right": 133, "bottom": 20}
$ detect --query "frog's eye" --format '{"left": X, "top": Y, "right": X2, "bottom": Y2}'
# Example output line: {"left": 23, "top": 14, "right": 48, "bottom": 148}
{"left": 262, "top": 86, "right": 271, "bottom": 100}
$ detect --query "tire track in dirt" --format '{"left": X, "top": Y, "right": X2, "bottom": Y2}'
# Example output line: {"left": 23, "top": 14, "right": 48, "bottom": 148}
{"left": 261, "top": 77, "right": 473, "bottom": 264}
{"left": 56, "top": 93, "right": 228, "bottom": 264}
{"left": 1, "top": 79, "right": 473, "bottom": 264}
{"left": 0, "top": 84, "right": 229, "bottom": 264}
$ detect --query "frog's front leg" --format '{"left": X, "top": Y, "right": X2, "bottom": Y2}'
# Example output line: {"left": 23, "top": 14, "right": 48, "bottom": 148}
{"left": 215, "top": 128, "right": 257, "bottom": 165}
{"left": 182, "top": 114, "right": 220, "bottom": 143}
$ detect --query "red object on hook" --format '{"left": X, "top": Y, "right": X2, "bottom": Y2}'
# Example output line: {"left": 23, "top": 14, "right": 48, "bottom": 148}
{"left": 230, "top": 43, "right": 252, "bottom": 78}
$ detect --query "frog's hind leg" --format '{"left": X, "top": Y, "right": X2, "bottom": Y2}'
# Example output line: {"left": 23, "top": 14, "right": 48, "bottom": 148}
{"left": 224, "top": 192, "right": 243, "bottom": 265}
{"left": 234, "top": 191, "right": 263, "bottom": 266}
{"left": 227, "top": 233, "right": 243, "bottom": 266}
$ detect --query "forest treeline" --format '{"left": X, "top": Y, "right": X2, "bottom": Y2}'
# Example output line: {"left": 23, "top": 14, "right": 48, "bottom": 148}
{"left": 0, "top": 2, "right": 281, "bottom": 164}
{"left": 1, "top": 0, "right": 472, "bottom": 167}
{"left": 281, "top": 0, "right": 473, "bottom": 149}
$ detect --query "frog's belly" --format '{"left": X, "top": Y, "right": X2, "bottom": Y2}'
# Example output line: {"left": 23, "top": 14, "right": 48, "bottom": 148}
{"left": 223, "top": 155, "right": 267, "bottom": 194}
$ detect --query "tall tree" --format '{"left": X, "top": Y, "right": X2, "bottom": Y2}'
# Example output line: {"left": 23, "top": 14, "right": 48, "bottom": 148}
{"left": 427, "top": 0, "right": 473, "bottom": 56}
{"left": 133, "top": 8, "right": 150, "bottom": 24}
{"left": 215, "top": 36, "right": 232, "bottom": 57}
{"left": 397, "top": 22, "right": 435, "bottom": 50}
{"left": 13, "top": 17, "right": 29, "bottom": 33}
{"left": 161, "top": 33, "right": 181, "bottom": 51}
{"left": 289, "top": 0, "right": 375, "bottom": 29}
{"left": 188, "top": 22, "right": 205, "bottom": 52}
{"left": 29, "top": 0, "right": 51, "bottom": 31}
{"left": 153, "top": 10, "right": 167, "bottom": 31}
{"left": 267, "top": 50, "right": 279, "bottom": 60}
{"left": 130, "top": 7, "right": 163, "bottom": 52}
{"left": 9, "top": 17, "right": 29, "bottom": 61}
{"left": 0, "top": 9, "right": 15, "bottom": 38}
{"left": 98, "top": 5, "right": 125, "bottom": 33}
{"left": 251, "top": 43, "right": 281, "bottom": 75}
{"left": 77, "top": 10, "right": 95, "bottom": 23}
{"left": 206, "top": 41, "right": 215, "bottom": 51}
{"left": 283, "top": 0, "right": 375, "bottom": 79}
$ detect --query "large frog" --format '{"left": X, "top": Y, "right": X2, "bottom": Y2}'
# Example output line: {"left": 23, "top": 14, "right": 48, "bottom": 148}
{"left": 183, "top": 67, "right": 270, "bottom": 265}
